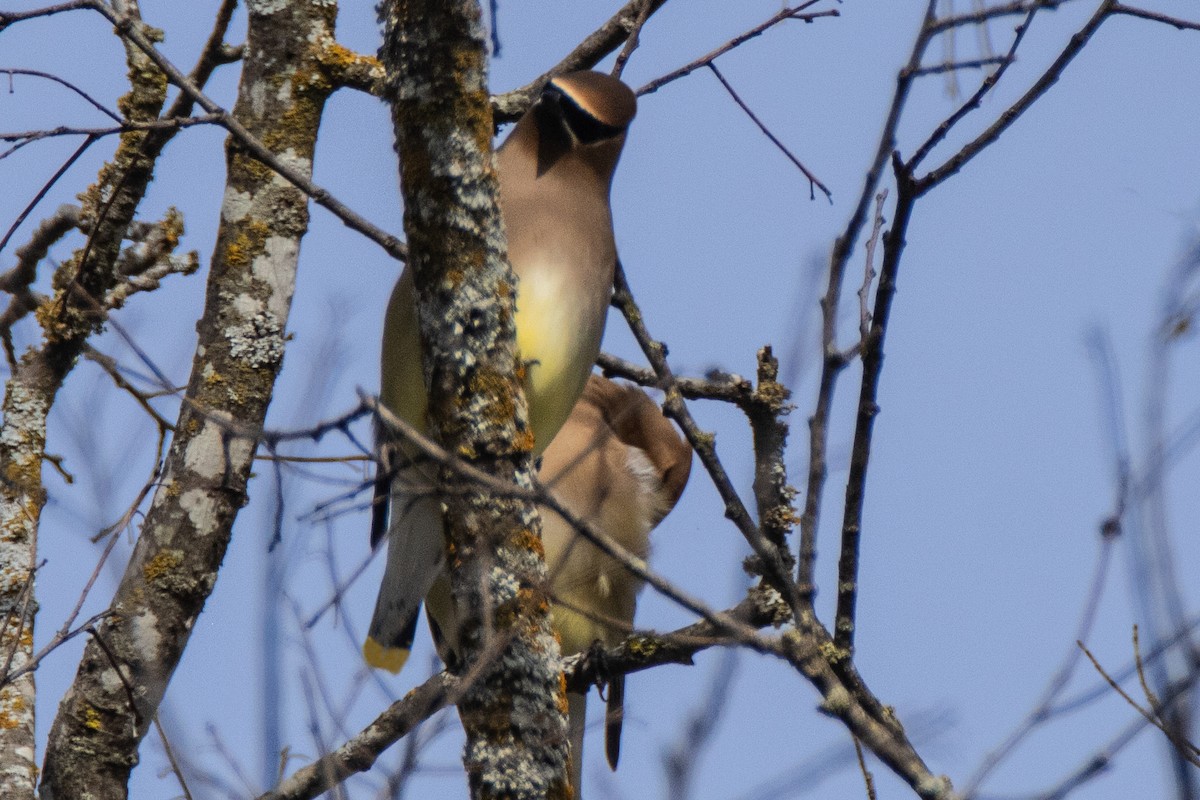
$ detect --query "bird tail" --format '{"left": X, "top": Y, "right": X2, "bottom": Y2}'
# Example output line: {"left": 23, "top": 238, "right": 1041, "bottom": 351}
{"left": 364, "top": 488, "right": 445, "bottom": 673}
{"left": 605, "top": 674, "right": 624, "bottom": 770}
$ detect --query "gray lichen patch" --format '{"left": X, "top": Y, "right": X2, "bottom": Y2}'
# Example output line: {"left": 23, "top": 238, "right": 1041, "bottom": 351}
{"left": 179, "top": 488, "right": 219, "bottom": 533}
{"left": 226, "top": 311, "right": 286, "bottom": 369}
{"left": 129, "top": 609, "right": 164, "bottom": 661}
{"left": 220, "top": 186, "right": 254, "bottom": 223}
{"left": 255, "top": 236, "right": 300, "bottom": 317}
{"left": 182, "top": 418, "right": 255, "bottom": 481}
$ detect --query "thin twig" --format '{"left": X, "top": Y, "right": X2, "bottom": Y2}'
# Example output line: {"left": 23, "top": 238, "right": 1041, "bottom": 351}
{"left": 154, "top": 716, "right": 197, "bottom": 800}
{"left": 81, "top": 0, "right": 409, "bottom": 262}
{"left": 303, "top": 551, "right": 377, "bottom": 630}
{"left": 1110, "top": 3, "right": 1200, "bottom": 31}
{"left": 610, "top": 263, "right": 802, "bottom": 614}
{"left": 0, "top": 136, "right": 95, "bottom": 258}
{"left": 963, "top": 538, "right": 1118, "bottom": 796}
{"left": 84, "top": 346, "right": 176, "bottom": 431}
{"left": 490, "top": 0, "right": 673, "bottom": 122}
{"left": 597, "top": 351, "right": 755, "bottom": 406}
{"left": 1036, "top": 671, "right": 1200, "bottom": 799}
{"left": 0, "top": 563, "right": 40, "bottom": 683}
{"left": 910, "top": 55, "right": 1010, "bottom": 77}
{"left": 0, "top": 610, "right": 112, "bottom": 689}
{"left": 1079, "top": 640, "right": 1200, "bottom": 766}
{"left": 908, "top": 3, "right": 1037, "bottom": 174}
{"left": 706, "top": 62, "right": 831, "bottom": 202}
{"left": 0, "top": 68, "right": 122, "bottom": 121}
{"left": 832, "top": 156, "right": 918, "bottom": 655}
{"left": 0, "top": 1, "right": 90, "bottom": 30}
{"left": 925, "top": 0, "right": 1065, "bottom": 35}
{"left": 257, "top": 453, "right": 370, "bottom": 464}
{"left": 1, "top": 115, "right": 222, "bottom": 160}
{"left": 797, "top": 0, "right": 938, "bottom": 596}
{"left": 610, "top": 0, "right": 653, "bottom": 79}
{"left": 637, "top": 2, "right": 834, "bottom": 96}
{"left": 915, "top": 0, "right": 1118, "bottom": 194}
{"left": 853, "top": 736, "right": 879, "bottom": 800}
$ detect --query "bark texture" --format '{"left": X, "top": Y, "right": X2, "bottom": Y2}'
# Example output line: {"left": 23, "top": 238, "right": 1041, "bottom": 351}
{"left": 0, "top": 3, "right": 168, "bottom": 797}
{"left": 378, "top": 1, "right": 571, "bottom": 797}
{"left": 39, "top": 2, "right": 339, "bottom": 797}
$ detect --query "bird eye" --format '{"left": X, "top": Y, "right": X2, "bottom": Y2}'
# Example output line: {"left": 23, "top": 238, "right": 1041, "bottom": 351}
{"left": 554, "top": 91, "right": 623, "bottom": 145}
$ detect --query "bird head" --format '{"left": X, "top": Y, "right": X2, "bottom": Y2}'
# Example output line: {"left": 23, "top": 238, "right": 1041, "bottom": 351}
{"left": 532, "top": 71, "right": 637, "bottom": 179}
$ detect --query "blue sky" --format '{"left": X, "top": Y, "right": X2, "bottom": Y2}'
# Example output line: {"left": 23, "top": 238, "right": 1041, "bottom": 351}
{"left": 4, "top": 1, "right": 1200, "bottom": 797}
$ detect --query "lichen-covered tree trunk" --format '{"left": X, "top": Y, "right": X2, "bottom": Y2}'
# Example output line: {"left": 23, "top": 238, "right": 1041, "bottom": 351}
{"left": 39, "top": 2, "right": 340, "bottom": 797}
{"left": 0, "top": 3, "right": 169, "bottom": 797}
{"left": 378, "top": 2, "right": 571, "bottom": 798}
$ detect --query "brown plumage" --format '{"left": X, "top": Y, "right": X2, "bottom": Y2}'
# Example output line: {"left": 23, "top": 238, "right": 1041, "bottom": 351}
{"left": 367, "top": 72, "right": 638, "bottom": 685}
{"left": 369, "top": 72, "right": 658, "bottom": 797}
{"left": 538, "top": 375, "right": 692, "bottom": 792}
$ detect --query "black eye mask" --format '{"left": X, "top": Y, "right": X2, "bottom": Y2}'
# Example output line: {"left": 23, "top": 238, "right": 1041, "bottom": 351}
{"left": 545, "top": 84, "right": 624, "bottom": 145}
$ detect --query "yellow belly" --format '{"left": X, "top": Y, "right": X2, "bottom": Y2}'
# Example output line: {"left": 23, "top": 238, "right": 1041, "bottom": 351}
{"left": 382, "top": 265, "right": 602, "bottom": 455}
{"left": 515, "top": 271, "right": 599, "bottom": 454}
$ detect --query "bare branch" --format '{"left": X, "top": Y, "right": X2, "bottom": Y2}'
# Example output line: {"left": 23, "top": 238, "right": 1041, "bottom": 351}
{"left": 1, "top": 1, "right": 175, "bottom": 791}
{"left": 0, "top": 68, "right": 122, "bottom": 121}
{"left": 610, "top": 0, "right": 654, "bottom": 79}
{"left": 908, "top": 3, "right": 1037, "bottom": 174}
{"left": 1110, "top": 3, "right": 1200, "bottom": 32}
{"left": 264, "top": 595, "right": 788, "bottom": 800}
{"left": 41, "top": 3, "right": 340, "bottom": 795}
{"left": 832, "top": 155, "right": 918, "bottom": 655}
{"left": 706, "top": 63, "right": 831, "bottom": 202}
{"left": 597, "top": 351, "right": 755, "bottom": 406}
{"left": 798, "top": 0, "right": 938, "bottom": 595}
{"left": 925, "top": 0, "right": 1067, "bottom": 36}
{"left": 491, "top": 0, "right": 673, "bottom": 122}
{"left": 963, "top": 539, "right": 1119, "bottom": 796}
{"left": 0, "top": 137, "right": 94, "bottom": 260}
{"left": 854, "top": 737, "right": 879, "bottom": 800}
{"left": 153, "top": 716, "right": 197, "bottom": 800}
{"left": 255, "top": 669, "right": 470, "bottom": 800}
{"left": 1079, "top": 639, "right": 1200, "bottom": 765}
{"left": 611, "top": 263, "right": 801, "bottom": 612}
{"left": 0, "top": 114, "right": 222, "bottom": 161}
{"left": 81, "top": 0, "right": 409, "bottom": 263}
{"left": 0, "top": 1, "right": 91, "bottom": 32}
{"left": 856, "top": 189, "right": 887, "bottom": 347}
{"left": 915, "top": 0, "right": 1117, "bottom": 193}
{"left": 910, "top": 55, "right": 1010, "bottom": 77}
{"left": 637, "top": 2, "right": 838, "bottom": 97}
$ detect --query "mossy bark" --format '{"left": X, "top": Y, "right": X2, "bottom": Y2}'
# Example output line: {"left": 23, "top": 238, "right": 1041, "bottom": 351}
{"left": 40, "top": 2, "right": 339, "bottom": 797}
{"left": 378, "top": 2, "right": 570, "bottom": 797}
{"left": 0, "top": 5, "right": 171, "bottom": 798}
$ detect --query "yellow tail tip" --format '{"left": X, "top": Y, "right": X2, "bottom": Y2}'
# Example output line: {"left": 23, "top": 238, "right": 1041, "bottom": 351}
{"left": 363, "top": 637, "right": 410, "bottom": 673}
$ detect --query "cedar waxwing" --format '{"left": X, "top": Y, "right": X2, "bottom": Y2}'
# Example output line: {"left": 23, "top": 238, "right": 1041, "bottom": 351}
{"left": 538, "top": 375, "right": 691, "bottom": 790}
{"left": 365, "top": 72, "right": 638, "bottom": 674}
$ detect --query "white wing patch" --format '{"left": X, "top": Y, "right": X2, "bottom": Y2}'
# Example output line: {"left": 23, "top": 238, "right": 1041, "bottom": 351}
{"left": 623, "top": 446, "right": 664, "bottom": 536}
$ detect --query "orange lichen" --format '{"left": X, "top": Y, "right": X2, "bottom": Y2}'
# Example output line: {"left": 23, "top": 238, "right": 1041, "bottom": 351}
{"left": 143, "top": 549, "right": 184, "bottom": 586}
{"left": 83, "top": 705, "right": 103, "bottom": 732}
